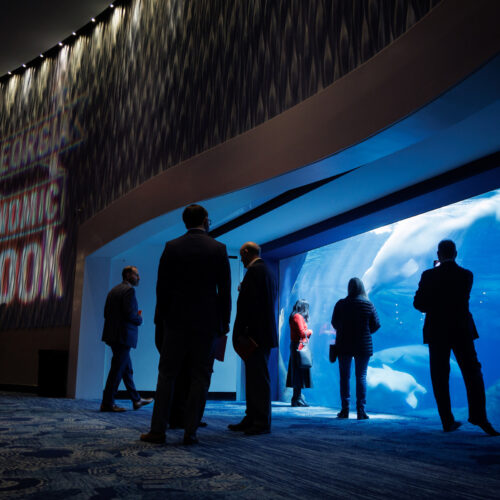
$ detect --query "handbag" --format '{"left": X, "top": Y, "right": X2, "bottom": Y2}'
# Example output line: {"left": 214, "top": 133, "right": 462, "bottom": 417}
{"left": 297, "top": 341, "right": 313, "bottom": 368}
{"left": 329, "top": 343, "right": 338, "bottom": 363}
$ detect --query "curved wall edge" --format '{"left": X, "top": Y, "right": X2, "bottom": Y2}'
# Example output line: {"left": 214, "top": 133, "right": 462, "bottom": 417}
{"left": 67, "top": 0, "right": 500, "bottom": 396}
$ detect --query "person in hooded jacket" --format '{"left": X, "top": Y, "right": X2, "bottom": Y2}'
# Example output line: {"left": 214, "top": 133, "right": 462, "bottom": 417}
{"left": 331, "top": 277, "right": 380, "bottom": 420}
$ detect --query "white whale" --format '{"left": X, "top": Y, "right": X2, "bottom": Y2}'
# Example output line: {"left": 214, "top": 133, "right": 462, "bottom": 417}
{"left": 371, "top": 345, "right": 460, "bottom": 375}
{"left": 362, "top": 190, "right": 500, "bottom": 294}
{"left": 367, "top": 364, "right": 427, "bottom": 409}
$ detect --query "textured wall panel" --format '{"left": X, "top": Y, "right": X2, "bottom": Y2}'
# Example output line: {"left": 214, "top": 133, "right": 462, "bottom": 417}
{"left": 0, "top": 0, "right": 440, "bottom": 329}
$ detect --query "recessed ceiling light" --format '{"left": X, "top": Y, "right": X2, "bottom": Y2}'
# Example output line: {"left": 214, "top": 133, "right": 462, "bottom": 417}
{"left": 8, "top": 71, "right": 12, "bottom": 75}
{"left": 58, "top": 42, "right": 63, "bottom": 46}
{"left": 40, "top": 54, "right": 44, "bottom": 58}
{"left": 22, "top": 64, "right": 27, "bottom": 68}
{"left": 91, "top": 18, "right": 96, "bottom": 22}
{"left": 72, "top": 32, "right": 77, "bottom": 36}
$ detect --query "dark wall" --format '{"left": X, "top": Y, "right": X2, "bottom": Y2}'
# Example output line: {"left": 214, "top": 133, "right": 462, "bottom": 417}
{"left": 0, "top": 0, "right": 438, "bottom": 337}
{"left": 0, "top": 327, "right": 69, "bottom": 387}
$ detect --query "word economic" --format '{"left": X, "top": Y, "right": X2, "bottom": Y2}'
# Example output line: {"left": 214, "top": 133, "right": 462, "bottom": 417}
{"left": 0, "top": 177, "right": 66, "bottom": 305}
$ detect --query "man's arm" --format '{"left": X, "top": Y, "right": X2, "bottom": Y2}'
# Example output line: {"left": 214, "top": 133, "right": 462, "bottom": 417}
{"left": 413, "top": 271, "right": 431, "bottom": 313}
{"left": 122, "top": 287, "right": 142, "bottom": 326}
{"left": 331, "top": 300, "right": 342, "bottom": 330}
{"left": 155, "top": 244, "right": 171, "bottom": 322}
{"left": 466, "top": 269, "right": 473, "bottom": 297}
{"left": 369, "top": 304, "right": 381, "bottom": 333}
{"left": 104, "top": 293, "right": 111, "bottom": 319}
{"left": 217, "top": 245, "right": 232, "bottom": 334}
{"left": 154, "top": 303, "right": 164, "bottom": 353}
{"left": 233, "top": 268, "right": 255, "bottom": 338}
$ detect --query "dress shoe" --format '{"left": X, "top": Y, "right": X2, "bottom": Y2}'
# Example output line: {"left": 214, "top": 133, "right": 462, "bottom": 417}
{"left": 291, "top": 399, "right": 309, "bottom": 407}
{"left": 443, "top": 421, "right": 462, "bottom": 432}
{"left": 133, "top": 397, "right": 154, "bottom": 410}
{"left": 228, "top": 421, "right": 250, "bottom": 432}
{"left": 100, "top": 403, "right": 126, "bottom": 412}
{"left": 337, "top": 408, "right": 349, "bottom": 419}
{"left": 140, "top": 431, "right": 166, "bottom": 444}
{"left": 183, "top": 433, "right": 199, "bottom": 445}
{"left": 357, "top": 409, "right": 369, "bottom": 420}
{"left": 468, "top": 419, "right": 500, "bottom": 436}
{"left": 244, "top": 425, "right": 271, "bottom": 436}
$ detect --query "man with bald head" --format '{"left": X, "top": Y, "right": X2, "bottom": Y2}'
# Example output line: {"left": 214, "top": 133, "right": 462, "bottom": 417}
{"left": 229, "top": 242, "right": 278, "bottom": 435}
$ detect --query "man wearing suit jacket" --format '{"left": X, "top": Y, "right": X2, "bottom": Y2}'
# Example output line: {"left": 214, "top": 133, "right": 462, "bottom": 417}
{"left": 414, "top": 240, "right": 498, "bottom": 436}
{"left": 101, "top": 266, "right": 153, "bottom": 412}
{"left": 141, "top": 204, "right": 231, "bottom": 445}
{"left": 229, "top": 242, "right": 278, "bottom": 435}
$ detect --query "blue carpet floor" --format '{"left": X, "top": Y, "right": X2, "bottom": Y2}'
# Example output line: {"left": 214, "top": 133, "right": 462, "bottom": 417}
{"left": 1, "top": 392, "right": 499, "bottom": 499}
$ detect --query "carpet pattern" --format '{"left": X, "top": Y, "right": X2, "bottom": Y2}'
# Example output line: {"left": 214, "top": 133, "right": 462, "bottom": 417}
{"left": 1, "top": 393, "right": 499, "bottom": 499}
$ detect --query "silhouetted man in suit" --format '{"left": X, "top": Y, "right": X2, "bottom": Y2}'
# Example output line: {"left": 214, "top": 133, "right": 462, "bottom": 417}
{"left": 101, "top": 266, "right": 153, "bottom": 412}
{"left": 229, "top": 242, "right": 278, "bottom": 435}
{"left": 414, "top": 240, "right": 498, "bottom": 436}
{"left": 141, "top": 204, "right": 231, "bottom": 445}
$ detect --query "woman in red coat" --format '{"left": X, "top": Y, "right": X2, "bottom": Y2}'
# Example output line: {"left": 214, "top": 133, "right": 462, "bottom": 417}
{"left": 286, "top": 299, "right": 313, "bottom": 406}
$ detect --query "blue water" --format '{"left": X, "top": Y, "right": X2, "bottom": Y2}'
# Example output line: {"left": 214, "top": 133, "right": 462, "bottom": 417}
{"left": 278, "top": 189, "right": 500, "bottom": 419}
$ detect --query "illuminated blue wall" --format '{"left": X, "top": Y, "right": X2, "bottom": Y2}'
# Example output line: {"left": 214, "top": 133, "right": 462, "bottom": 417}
{"left": 278, "top": 189, "right": 500, "bottom": 420}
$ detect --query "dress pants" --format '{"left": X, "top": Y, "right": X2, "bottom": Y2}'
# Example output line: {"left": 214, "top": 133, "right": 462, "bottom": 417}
{"left": 428, "top": 338, "right": 486, "bottom": 428}
{"left": 338, "top": 354, "right": 370, "bottom": 410}
{"left": 102, "top": 343, "right": 140, "bottom": 406}
{"left": 244, "top": 347, "right": 271, "bottom": 429}
{"left": 150, "top": 326, "right": 215, "bottom": 436}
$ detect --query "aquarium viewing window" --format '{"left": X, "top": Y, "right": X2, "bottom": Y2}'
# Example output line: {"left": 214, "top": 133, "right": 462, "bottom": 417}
{"left": 278, "top": 188, "right": 500, "bottom": 419}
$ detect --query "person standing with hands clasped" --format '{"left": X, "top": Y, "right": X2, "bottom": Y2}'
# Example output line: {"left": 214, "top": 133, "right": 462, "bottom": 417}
{"left": 101, "top": 266, "right": 153, "bottom": 412}
{"left": 229, "top": 242, "right": 278, "bottom": 436}
{"left": 286, "top": 300, "right": 313, "bottom": 407}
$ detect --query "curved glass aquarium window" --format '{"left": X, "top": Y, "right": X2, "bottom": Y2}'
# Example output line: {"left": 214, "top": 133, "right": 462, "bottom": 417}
{"left": 278, "top": 188, "right": 500, "bottom": 419}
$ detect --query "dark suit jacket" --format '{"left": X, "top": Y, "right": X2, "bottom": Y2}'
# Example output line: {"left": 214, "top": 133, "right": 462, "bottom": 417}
{"left": 331, "top": 296, "right": 380, "bottom": 356}
{"left": 156, "top": 229, "right": 231, "bottom": 335}
{"left": 413, "top": 260, "right": 477, "bottom": 344}
{"left": 233, "top": 258, "right": 278, "bottom": 349}
{"left": 102, "top": 281, "right": 143, "bottom": 348}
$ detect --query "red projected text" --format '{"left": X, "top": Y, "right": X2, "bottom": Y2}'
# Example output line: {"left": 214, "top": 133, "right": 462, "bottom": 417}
{"left": 0, "top": 108, "right": 82, "bottom": 177}
{"left": 0, "top": 227, "right": 66, "bottom": 304}
{"left": 0, "top": 178, "right": 64, "bottom": 239}
{"left": 0, "top": 101, "right": 81, "bottom": 308}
